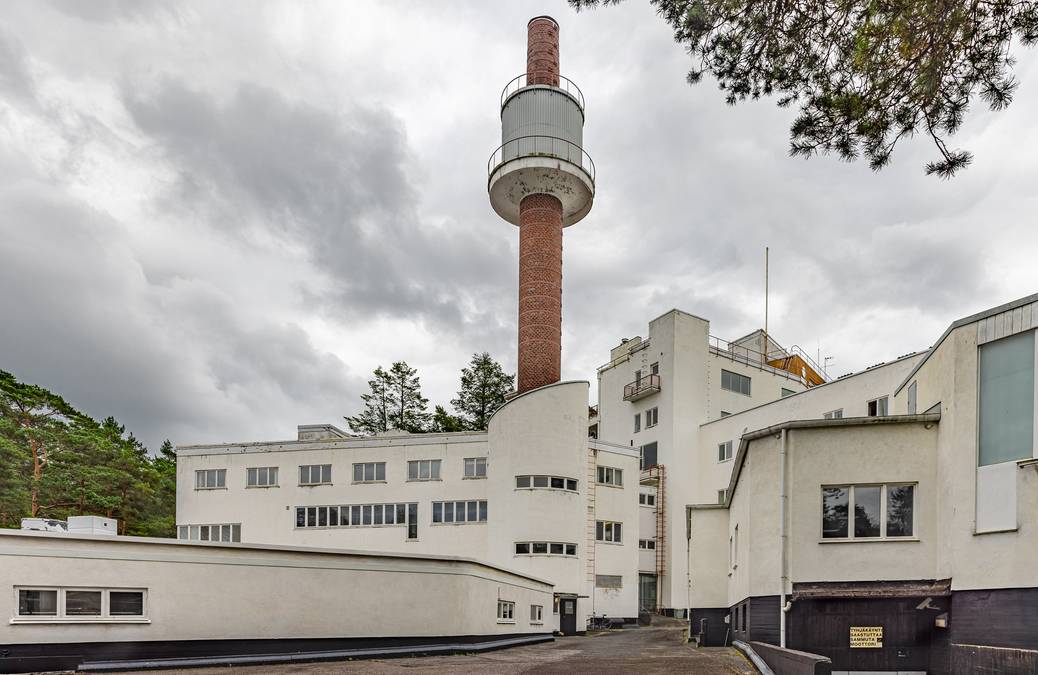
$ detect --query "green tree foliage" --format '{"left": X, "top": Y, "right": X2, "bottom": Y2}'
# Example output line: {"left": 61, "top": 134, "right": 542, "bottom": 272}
{"left": 0, "top": 370, "right": 175, "bottom": 536}
{"left": 451, "top": 353, "right": 515, "bottom": 431}
{"left": 347, "top": 362, "right": 431, "bottom": 434}
{"left": 431, "top": 405, "right": 465, "bottom": 432}
{"left": 572, "top": 0, "right": 1038, "bottom": 176}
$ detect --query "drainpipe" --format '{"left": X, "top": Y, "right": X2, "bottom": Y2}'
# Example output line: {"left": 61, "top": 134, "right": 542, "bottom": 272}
{"left": 779, "top": 427, "right": 788, "bottom": 648}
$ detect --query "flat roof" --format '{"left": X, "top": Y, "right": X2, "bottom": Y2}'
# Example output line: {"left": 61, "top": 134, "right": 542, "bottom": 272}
{"left": 0, "top": 529, "right": 554, "bottom": 587}
{"left": 177, "top": 430, "right": 489, "bottom": 457}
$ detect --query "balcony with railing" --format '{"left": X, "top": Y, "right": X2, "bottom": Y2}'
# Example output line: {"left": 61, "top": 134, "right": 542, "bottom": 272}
{"left": 623, "top": 374, "right": 661, "bottom": 402}
{"left": 500, "top": 73, "right": 585, "bottom": 111}
{"left": 487, "top": 135, "right": 595, "bottom": 185}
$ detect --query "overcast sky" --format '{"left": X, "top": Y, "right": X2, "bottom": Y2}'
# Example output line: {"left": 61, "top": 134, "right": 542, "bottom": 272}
{"left": 2, "top": 1, "right": 1037, "bottom": 450}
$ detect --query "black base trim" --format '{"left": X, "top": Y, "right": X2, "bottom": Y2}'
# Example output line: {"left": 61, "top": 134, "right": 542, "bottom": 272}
{"left": 0, "top": 633, "right": 554, "bottom": 673}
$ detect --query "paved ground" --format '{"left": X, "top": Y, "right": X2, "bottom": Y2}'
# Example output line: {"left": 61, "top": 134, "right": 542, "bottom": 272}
{"left": 134, "top": 626, "right": 755, "bottom": 675}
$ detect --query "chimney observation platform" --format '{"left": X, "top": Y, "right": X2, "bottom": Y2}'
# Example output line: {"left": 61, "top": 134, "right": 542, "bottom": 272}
{"left": 488, "top": 16, "right": 595, "bottom": 394}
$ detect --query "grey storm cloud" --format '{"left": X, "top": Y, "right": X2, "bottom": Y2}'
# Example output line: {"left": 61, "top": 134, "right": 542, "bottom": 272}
{"left": 1, "top": 0, "right": 1036, "bottom": 449}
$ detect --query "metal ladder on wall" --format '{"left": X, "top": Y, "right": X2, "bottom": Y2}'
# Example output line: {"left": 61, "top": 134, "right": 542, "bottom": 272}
{"left": 587, "top": 447, "right": 597, "bottom": 585}
{"left": 654, "top": 464, "right": 666, "bottom": 611}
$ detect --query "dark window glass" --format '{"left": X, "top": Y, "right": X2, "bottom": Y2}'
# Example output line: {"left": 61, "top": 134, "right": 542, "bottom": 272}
{"left": 407, "top": 503, "right": 418, "bottom": 539}
{"left": 433, "top": 502, "right": 443, "bottom": 523}
{"left": 373, "top": 504, "right": 384, "bottom": 525}
{"left": 641, "top": 442, "right": 658, "bottom": 469}
{"left": 614, "top": 523, "right": 622, "bottom": 542}
{"left": 467, "top": 501, "right": 478, "bottom": 522}
{"left": 515, "top": 542, "right": 530, "bottom": 554}
{"left": 66, "top": 590, "right": 102, "bottom": 616}
{"left": 565, "top": 543, "right": 576, "bottom": 556}
{"left": 396, "top": 503, "right": 406, "bottom": 524}
{"left": 444, "top": 502, "right": 454, "bottom": 522}
{"left": 353, "top": 464, "right": 363, "bottom": 482}
{"left": 479, "top": 501, "right": 488, "bottom": 522}
{"left": 532, "top": 542, "right": 548, "bottom": 554}
{"left": 550, "top": 542, "right": 564, "bottom": 554}
{"left": 376, "top": 463, "right": 386, "bottom": 481}
{"left": 321, "top": 465, "right": 332, "bottom": 483}
{"left": 18, "top": 590, "right": 57, "bottom": 616}
{"left": 854, "top": 486, "right": 882, "bottom": 538}
{"left": 109, "top": 591, "right": 144, "bottom": 616}
{"left": 307, "top": 507, "right": 317, "bottom": 527}
{"left": 300, "top": 466, "right": 309, "bottom": 484}
{"left": 318, "top": 507, "right": 328, "bottom": 527}
{"left": 516, "top": 475, "right": 531, "bottom": 488}
{"left": 351, "top": 505, "right": 361, "bottom": 525}
{"left": 362, "top": 505, "right": 372, "bottom": 525}
{"left": 533, "top": 475, "right": 549, "bottom": 488}
{"left": 296, "top": 507, "right": 305, "bottom": 527}
{"left": 822, "top": 487, "right": 848, "bottom": 538}
{"left": 741, "top": 604, "right": 747, "bottom": 631}
{"left": 596, "top": 521, "right": 604, "bottom": 540}
{"left": 566, "top": 479, "right": 577, "bottom": 491}
{"left": 551, "top": 477, "right": 564, "bottom": 489}
{"left": 328, "top": 506, "right": 339, "bottom": 526}
{"left": 886, "top": 485, "right": 914, "bottom": 537}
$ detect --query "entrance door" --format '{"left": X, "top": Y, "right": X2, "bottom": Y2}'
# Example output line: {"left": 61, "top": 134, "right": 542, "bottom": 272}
{"left": 560, "top": 598, "right": 577, "bottom": 635}
{"left": 639, "top": 573, "right": 657, "bottom": 612}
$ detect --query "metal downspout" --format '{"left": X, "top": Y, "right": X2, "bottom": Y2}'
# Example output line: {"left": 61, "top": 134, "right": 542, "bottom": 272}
{"left": 779, "top": 427, "right": 788, "bottom": 649}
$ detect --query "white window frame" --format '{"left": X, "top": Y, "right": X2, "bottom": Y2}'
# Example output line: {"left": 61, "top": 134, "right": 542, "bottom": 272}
{"left": 431, "top": 499, "right": 488, "bottom": 524}
{"left": 515, "top": 475, "right": 578, "bottom": 491}
{"left": 463, "top": 457, "right": 487, "bottom": 478}
{"left": 299, "top": 464, "right": 332, "bottom": 486}
{"left": 352, "top": 462, "right": 386, "bottom": 483}
{"left": 13, "top": 587, "right": 149, "bottom": 624}
{"left": 634, "top": 413, "right": 641, "bottom": 433}
{"left": 823, "top": 409, "right": 844, "bottom": 420}
{"left": 820, "top": 483, "right": 917, "bottom": 541}
{"left": 645, "top": 407, "right": 658, "bottom": 428}
{"left": 497, "top": 600, "right": 515, "bottom": 623}
{"left": 177, "top": 523, "right": 241, "bottom": 542}
{"left": 638, "top": 538, "right": 656, "bottom": 550}
{"left": 866, "top": 396, "right": 889, "bottom": 417}
{"left": 407, "top": 459, "right": 442, "bottom": 482}
{"left": 717, "top": 489, "right": 728, "bottom": 504}
{"left": 194, "top": 468, "right": 225, "bottom": 490}
{"left": 246, "top": 466, "right": 279, "bottom": 488}
{"left": 294, "top": 503, "right": 411, "bottom": 529}
{"left": 531, "top": 604, "right": 543, "bottom": 624}
{"left": 514, "top": 541, "right": 577, "bottom": 557}
{"left": 596, "top": 466, "right": 623, "bottom": 487}
{"left": 718, "top": 440, "right": 733, "bottom": 462}
{"left": 639, "top": 493, "right": 656, "bottom": 507}
{"left": 595, "top": 520, "right": 623, "bottom": 544}
{"left": 721, "top": 369, "right": 752, "bottom": 396}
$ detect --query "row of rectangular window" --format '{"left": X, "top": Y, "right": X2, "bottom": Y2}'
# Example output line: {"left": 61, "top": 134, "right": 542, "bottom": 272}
{"left": 638, "top": 538, "right": 656, "bottom": 550}
{"left": 295, "top": 503, "right": 416, "bottom": 530}
{"left": 515, "top": 475, "right": 578, "bottom": 491}
{"left": 432, "top": 500, "right": 487, "bottom": 523}
{"left": 198, "top": 458, "right": 489, "bottom": 491}
{"left": 514, "top": 541, "right": 577, "bottom": 556}
{"left": 721, "top": 369, "right": 752, "bottom": 396}
{"left": 16, "top": 588, "right": 145, "bottom": 619}
{"left": 638, "top": 493, "right": 656, "bottom": 506}
{"left": 177, "top": 523, "right": 241, "bottom": 542}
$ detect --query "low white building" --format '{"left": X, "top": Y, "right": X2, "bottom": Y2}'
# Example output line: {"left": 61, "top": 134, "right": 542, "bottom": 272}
{"left": 176, "top": 380, "right": 640, "bottom": 633}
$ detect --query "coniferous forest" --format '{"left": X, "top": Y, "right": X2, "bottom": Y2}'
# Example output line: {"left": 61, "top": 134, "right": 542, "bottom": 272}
{"left": 0, "top": 370, "right": 176, "bottom": 536}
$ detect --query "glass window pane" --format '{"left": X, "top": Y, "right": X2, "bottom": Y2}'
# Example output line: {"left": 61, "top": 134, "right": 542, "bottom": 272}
{"left": 479, "top": 501, "right": 488, "bottom": 522}
{"left": 302, "top": 466, "right": 310, "bottom": 484}
{"left": 419, "top": 462, "right": 430, "bottom": 480}
{"left": 532, "top": 542, "right": 548, "bottom": 554}
{"left": 407, "top": 503, "right": 418, "bottom": 539}
{"left": 383, "top": 504, "right": 394, "bottom": 524}
{"left": 396, "top": 503, "right": 406, "bottom": 524}
{"left": 373, "top": 504, "right": 384, "bottom": 525}
{"left": 363, "top": 464, "right": 373, "bottom": 481}
{"left": 565, "top": 543, "right": 576, "bottom": 556}
{"left": 468, "top": 501, "right": 478, "bottom": 521}
{"left": 216, "top": 470, "right": 225, "bottom": 487}
{"left": 270, "top": 467, "right": 278, "bottom": 485}
{"left": 979, "top": 331, "right": 1035, "bottom": 465}
{"left": 66, "top": 590, "right": 102, "bottom": 616}
{"left": 854, "top": 486, "right": 882, "bottom": 538}
{"left": 433, "top": 502, "right": 442, "bottom": 523}
{"left": 109, "top": 591, "right": 144, "bottom": 616}
{"left": 363, "top": 505, "right": 372, "bottom": 525}
{"left": 431, "top": 460, "right": 440, "bottom": 480}
{"left": 596, "top": 521, "right": 604, "bottom": 540}
{"left": 307, "top": 507, "right": 317, "bottom": 527}
{"left": 515, "top": 542, "right": 530, "bottom": 554}
{"left": 477, "top": 459, "right": 486, "bottom": 476}
{"left": 822, "top": 487, "right": 849, "bottom": 538}
{"left": 178, "top": 526, "right": 187, "bottom": 539}
{"left": 328, "top": 506, "right": 338, "bottom": 526}
{"left": 444, "top": 502, "right": 454, "bottom": 522}
{"left": 376, "top": 463, "right": 386, "bottom": 481}
{"left": 247, "top": 468, "right": 257, "bottom": 486}
{"left": 232, "top": 524, "right": 241, "bottom": 542}
{"left": 351, "top": 505, "right": 361, "bottom": 525}
{"left": 221, "top": 524, "right": 231, "bottom": 541}
{"left": 353, "top": 464, "right": 363, "bottom": 482}
{"left": 551, "top": 477, "right": 564, "bottom": 489}
{"left": 886, "top": 485, "right": 914, "bottom": 537}
{"left": 566, "top": 479, "right": 577, "bottom": 491}
{"left": 296, "top": 507, "right": 305, "bottom": 527}
{"left": 19, "top": 589, "right": 57, "bottom": 616}
{"left": 200, "top": 526, "right": 210, "bottom": 541}
{"left": 408, "top": 462, "right": 418, "bottom": 480}
{"left": 533, "top": 475, "right": 549, "bottom": 488}
{"left": 456, "top": 501, "right": 467, "bottom": 522}
{"left": 322, "top": 465, "right": 331, "bottom": 483}
{"left": 614, "top": 523, "right": 622, "bottom": 542}
{"left": 464, "top": 459, "right": 473, "bottom": 476}
{"left": 189, "top": 525, "right": 199, "bottom": 540}
{"left": 516, "top": 476, "right": 531, "bottom": 488}
{"left": 318, "top": 507, "right": 328, "bottom": 527}
{"left": 550, "top": 543, "right": 563, "bottom": 554}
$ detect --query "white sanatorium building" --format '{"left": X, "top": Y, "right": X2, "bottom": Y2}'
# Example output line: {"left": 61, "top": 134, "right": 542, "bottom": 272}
{"left": 174, "top": 293, "right": 1038, "bottom": 673}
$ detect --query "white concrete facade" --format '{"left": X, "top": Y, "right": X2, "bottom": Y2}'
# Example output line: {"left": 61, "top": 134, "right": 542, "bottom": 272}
{"left": 176, "top": 381, "right": 640, "bottom": 631}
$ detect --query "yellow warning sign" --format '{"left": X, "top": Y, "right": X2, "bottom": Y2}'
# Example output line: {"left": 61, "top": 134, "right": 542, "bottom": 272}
{"left": 849, "top": 626, "right": 883, "bottom": 648}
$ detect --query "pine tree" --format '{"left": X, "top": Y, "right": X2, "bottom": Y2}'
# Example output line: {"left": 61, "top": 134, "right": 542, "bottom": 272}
{"left": 385, "top": 361, "right": 431, "bottom": 433}
{"left": 431, "top": 405, "right": 465, "bottom": 432}
{"left": 451, "top": 353, "right": 515, "bottom": 431}
{"left": 571, "top": 0, "right": 1038, "bottom": 176}
{"left": 345, "top": 366, "right": 392, "bottom": 434}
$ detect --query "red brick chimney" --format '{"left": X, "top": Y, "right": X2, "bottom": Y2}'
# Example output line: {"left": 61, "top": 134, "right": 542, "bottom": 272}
{"left": 517, "top": 17, "right": 564, "bottom": 393}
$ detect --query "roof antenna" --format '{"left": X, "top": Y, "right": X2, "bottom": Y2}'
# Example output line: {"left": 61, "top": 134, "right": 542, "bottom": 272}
{"left": 763, "top": 246, "right": 769, "bottom": 366}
